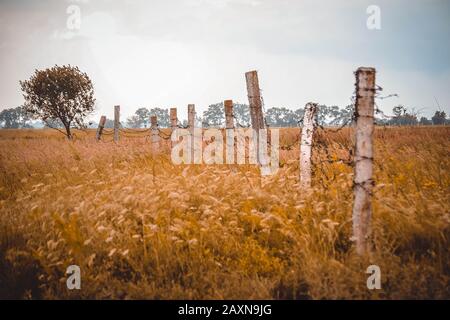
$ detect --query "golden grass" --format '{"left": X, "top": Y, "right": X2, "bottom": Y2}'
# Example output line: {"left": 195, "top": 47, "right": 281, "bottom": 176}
{"left": 0, "top": 126, "right": 449, "bottom": 299}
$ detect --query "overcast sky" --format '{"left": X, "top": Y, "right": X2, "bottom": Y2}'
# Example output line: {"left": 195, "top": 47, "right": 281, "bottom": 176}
{"left": 1, "top": 0, "right": 449, "bottom": 120}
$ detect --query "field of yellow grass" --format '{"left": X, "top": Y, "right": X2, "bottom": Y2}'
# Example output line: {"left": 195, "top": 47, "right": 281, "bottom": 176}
{"left": 0, "top": 126, "right": 449, "bottom": 299}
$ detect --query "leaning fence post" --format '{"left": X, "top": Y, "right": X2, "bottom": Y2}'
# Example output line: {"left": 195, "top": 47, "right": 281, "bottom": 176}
{"left": 352, "top": 67, "right": 376, "bottom": 256}
{"left": 96, "top": 115, "right": 106, "bottom": 141}
{"left": 300, "top": 103, "right": 318, "bottom": 189}
{"left": 246, "top": 71, "right": 266, "bottom": 168}
{"left": 150, "top": 115, "right": 160, "bottom": 153}
{"left": 114, "top": 105, "right": 120, "bottom": 143}
{"left": 245, "top": 71, "right": 265, "bottom": 131}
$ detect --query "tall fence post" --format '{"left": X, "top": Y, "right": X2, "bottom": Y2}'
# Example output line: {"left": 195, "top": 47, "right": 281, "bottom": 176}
{"left": 150, "top": 115, "right": 160, "bottom": 154}
{"left": 246, "top": 71, "right": 266, "bottom": 169}
{"left": 300, "top": 102, "right": 318, "bottom": 189}
{"left": 224, "top": 100, "right": 234, "bottom": 164}
{"left": 352, "top": 67, "right": 376, "bottom": 256}
{"left": 245, "top": 71, "right": 265, "bottom": 131}
{"left": 187, "top": 104, "right": 197, "bottom": 163}
{"left": 114, "top": 105, "right": 120, "bottom": 143}
{"left": 96, "top": 115, "right": 106, "bottom": 141}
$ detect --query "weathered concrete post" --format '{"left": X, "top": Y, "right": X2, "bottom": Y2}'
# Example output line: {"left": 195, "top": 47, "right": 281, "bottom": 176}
{"left": 114, "top": 105, "right": 120, "bottom": 143}
{"left": 224, "top": 100, "right": 234, "bottom": 129}
{"left": 187, "top": 104, "right": 198, "bottom": 164}
{"left": 170, "top": 107, "right": 178, "bottom": 149}
{"left": 150, "top": 115, "right": 160, "bottom": 153}
{"left": 352, "top": 67, "right": 376, "bottom": 256}
{"left": 245, "top": 71, "right": 265, "bottom": 131}
{"left": 246, "top": 71, "right": 267, "bottom": 172}
{"left": 170, "top": 108, "right": 178, "bottom": 131}
{"left": 300, "top": 103, "right": 318, "bottom": 189}
{"left": 96, "top": 115, "right": 107, "bottom": 141}
{"left": 224, "top": 100, "right": 234, "bottom": 164}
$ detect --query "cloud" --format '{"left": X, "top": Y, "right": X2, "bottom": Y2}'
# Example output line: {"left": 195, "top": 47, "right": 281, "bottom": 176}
{"left": 0, "top": 0, "right": 449, "bottom": 119}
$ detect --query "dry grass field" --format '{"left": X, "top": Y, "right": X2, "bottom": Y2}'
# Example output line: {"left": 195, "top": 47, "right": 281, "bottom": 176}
{"left": 0, "top": 126, "right": 449, "bottom": 299}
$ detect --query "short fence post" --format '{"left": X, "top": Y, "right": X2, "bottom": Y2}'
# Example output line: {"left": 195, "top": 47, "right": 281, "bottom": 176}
{"left": 188, "top": 104, "right": 196, "bottom": 163}
{"left": 170, "top": 107, "right": 178, "bottom": 148}
{"left": 224, "top": 100, "right": 234, "bottom": 164}
{"left": 150, "top": 115, "right": 160, "bottom": 153}
{"left": 114, "top": 105, "right": 120, "bottom": 143}
{"left": 188, "top": 104, "right": 195, "bottom": 128}
{"left": 352, "top": 67, "right": 376, "bottom": 256}
{"left": 96, "top": 115, "right": 106, "bottom": 141}
{"left": 170, "top": 108, "right": 178, "bottom": 131}
{"left": 300, "top": 103, "right": 318, "bottom": 189}
{"left": 224, "top": 100, "right": 234, "bottom": 129}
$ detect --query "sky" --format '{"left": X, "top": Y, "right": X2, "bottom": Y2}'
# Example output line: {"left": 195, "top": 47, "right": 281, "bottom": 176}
{"left": 0, "top": 0, "right": 449, "bottom": 121}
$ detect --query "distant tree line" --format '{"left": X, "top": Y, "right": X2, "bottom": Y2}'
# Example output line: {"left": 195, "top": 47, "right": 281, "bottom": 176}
{"left": 2, "top": 103, "right": 448, "bottom": 129}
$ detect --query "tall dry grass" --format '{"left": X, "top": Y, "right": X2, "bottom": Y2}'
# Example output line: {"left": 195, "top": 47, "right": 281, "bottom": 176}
{"left": 0, "top": 126, "right": 449, "bottom": 299}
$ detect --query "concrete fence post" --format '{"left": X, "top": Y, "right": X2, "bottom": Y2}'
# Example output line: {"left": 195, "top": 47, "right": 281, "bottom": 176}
{"left": 352, "top": 67, "right": 376, "bottom": 256}
{"left": 114, "top": 105, "right": 120, "bottom": 143}
{"left": 224, "top": 100, "right": 234, "bottom": 164}
{"left": 96, "top": 115, "right": 106, "bottom": 141}
{"left": 150, "top": 115, "right": 160, "bottom": 153}
{"left": 300, "top": 103, "right": 318, "bottom": 189}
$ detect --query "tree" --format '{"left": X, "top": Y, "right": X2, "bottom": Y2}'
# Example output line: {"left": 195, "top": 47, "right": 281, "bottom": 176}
{"left": 20, "top": 65, "right": 95, "bottom": 139}
{"left": 392, "top": 105, "right": 407, "bottom": 118}
{"left": 330, "top": 105, "right": 354, "bottom": 126}
{"left": 149, "top": 108, "right": 170, "bottom": 127}
{"left": 43, "top": 118, "right": 64, "bottom": 129}
{"left": 104, "top": 118, "right": 114, "bottom": 128}
{"left": 317, "top": 105, "right": 340, "bottom": 126}
{"left": 390, "top": 105, "right": 418, "bottom": 126}
{"left": 294, "top": 108, "right": 305, "bottom": 125}
{"left": 135, "top": 107, "right": 150, "bottom": 127}
{"left": 126, "top": 115, "right": 141, "bottom": 128}
{"left": 431, "top": 111, "right": 447, "bottom": 125}
{"left": 203, "top": 103, "right": 224, "bottom": 127}
{"left": 233, "top": 103, "right": 250, "bottom": 127}
{"left": 419, "top": 116, "right": 432, "bottom": 125}
{"left": 0, "top": 106, "right": 31, "bottom": 128}
{"left": 265, "top": 107, "right": 297, "bottom": 127}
